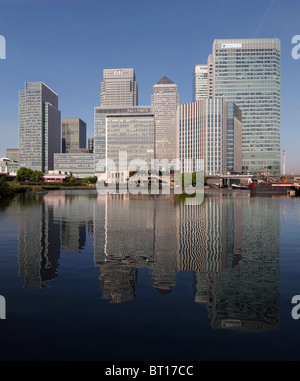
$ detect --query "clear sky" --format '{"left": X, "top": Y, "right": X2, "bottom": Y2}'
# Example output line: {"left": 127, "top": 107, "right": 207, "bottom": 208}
{"left": 0, "top": 0, "right": 300, "bottom": 173}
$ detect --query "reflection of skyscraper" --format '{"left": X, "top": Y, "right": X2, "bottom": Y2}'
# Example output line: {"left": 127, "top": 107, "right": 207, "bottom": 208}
{"left": 95, "top": 195, "right": 180, "bottom": 302}
{"left": 61, "top": 222, "right": 86, "bottom": 253}
{"left": 194, "top": 197, "right": 280, "bottom": 332}
{"left": 179, "top": 197, "right": 228, "bottom": 273}
{"left": 18, "top": 197, "right": 61, "bottom": 289}
{"left": 99, "top": 265, "right": 137, "bottom": 304}
{"left": 150, "top": 199, "right": 179, "bottom": 294}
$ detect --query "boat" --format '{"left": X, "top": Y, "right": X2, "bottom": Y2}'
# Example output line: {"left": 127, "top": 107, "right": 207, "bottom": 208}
{"left": 250, "top": 182, "right": 299, "bottom": 195}
{"left": 232, "top": 183, "right": 250, "bottom": 190}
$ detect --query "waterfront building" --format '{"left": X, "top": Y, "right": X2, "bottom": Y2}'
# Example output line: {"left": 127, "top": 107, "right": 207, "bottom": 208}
{"left": 62, "top": 118, "right": 86, "bottom": 153}
{"left": 180, "top": 98, "right": 242, "bottom": 175}
{"left": 54, "top": 152, "right": 95, "bottom": 178}
{"left": 194, "top": 65, "right": 208, "bottom": 101}
{"left": 151, "top": 76, "right": 179, "bottom": 162}
{"left": 94, "top": 106, "right": 154, "bottom": 174}
{"left": 0, "top": 157, "right": 19, "bottom": 175}
{"left": 209, "top": 38, "right": 281, "bottom": 174}
{"left": 100, "top": 68, "right": 138, "bottom": 107}
{"left": 19, "top": 82, "right": 61, "bottom": 172}
{"left": 6, "top": 148, "right": 19, "bottom": 163}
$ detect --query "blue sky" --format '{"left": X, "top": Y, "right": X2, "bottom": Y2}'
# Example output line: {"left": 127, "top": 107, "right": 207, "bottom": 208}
{"left": 0, "top": 0, "right": 300, "bottom": 172}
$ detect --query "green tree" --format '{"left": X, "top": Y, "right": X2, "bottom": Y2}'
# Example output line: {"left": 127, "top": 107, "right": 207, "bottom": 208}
{"left": 0, "top": 177, "right": 14, "bottom": 198}
{"left": 83, "top": 176, "right": 98, "bottom": 184}
{"left": 16, "top": 168, "right": 44, "bottom": 183}
{"left": 16, "top": 167, "right": 32, "bottom": 182}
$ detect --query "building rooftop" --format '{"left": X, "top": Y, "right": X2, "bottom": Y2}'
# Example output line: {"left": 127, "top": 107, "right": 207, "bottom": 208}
{"left": 155, "top": 76, "right": 175, "bottom": 85}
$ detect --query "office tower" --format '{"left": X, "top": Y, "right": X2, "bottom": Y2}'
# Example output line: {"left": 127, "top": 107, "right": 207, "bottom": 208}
{"left": 94, "top": 106, "right": 154, "bottom": 174}
{"left": 194, "top": 65, "right": 208, "bottom": 101}
{"left": 62, "top": 118, "right": 86, "bottom": 153}
{"left": 209, "top": 38, "right": 281, "bottom": 174}
{"left": 88, "top": 137, "right": 94, "bottom": 153}
{"left": 226, "top": 102, "right": 242, "bottom": 174}
{"left": 19, "top": 82, "right": 61, "bottom": 172}
{"left": 100, "top": 68, "right": 138, "bottom": 107}
{"left": 151, "top": 76, "right": 179, "bottom": 162}
{"left": 207, "top": 54, "right": 213, "bottom": 97}
{"left": 180, "top": 98, "right": 242, "bottom": 175}
{"left": 6, "top": 148, "right": 19, "bottom": 162}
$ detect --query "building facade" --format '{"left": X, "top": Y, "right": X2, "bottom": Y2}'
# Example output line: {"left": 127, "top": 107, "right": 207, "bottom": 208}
{"left": 88, "top": 137, "right": 94, "bottom": 153}
{"left": 62, "top": 118, "right": 86, "bottom": 153}
{"left": 210, "top": 38, "right": 281, "bottom": 174}
{"left": 100, "top": 68, "right": 138, "bottom": 107}
{"left": 194, "top": 65, "right": 208, "bottom": 101}
{"left": 54, "top": 152, "right": 95, "bottom": 178}
{"left": 180, "top": 98, "right": 242, "bottom": 175}
{"left": 151, "top": 76, "right": 179, "bottom": 163}
{"left": 19, "top": 82, "right": 61, "bottom": 172}
{"left": 6, "top": 148, "right": 19, "bottom": 163}
{"left": 94, "top": 106, "right": 154, "bottom": 174}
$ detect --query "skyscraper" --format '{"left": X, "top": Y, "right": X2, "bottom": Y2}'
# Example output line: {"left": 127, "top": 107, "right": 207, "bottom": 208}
{"left": 100, "top": 68, "right": 138, "bottom": 107}
{"left": 62, "top": 118, "right": 86, "bottom": 153}
{"left": 180, "top": 98, "right": 242, "bottom": 175}
{"left": 88, "top": 137, "right": 94, "bottom": 153}
{"left": 151, "top": 76, "right": 179, "bottom": 162}
{"left": 19, "top": 82, "right": 61, "bottom": 172}
{"left": 210, "top": 38, "right": 281, "bottom": 174}
{"left": 194, "top": 65, "right": 208, "bottom": 101}
{"left": 94, "top": 106, "right": 154, "bottom": 174}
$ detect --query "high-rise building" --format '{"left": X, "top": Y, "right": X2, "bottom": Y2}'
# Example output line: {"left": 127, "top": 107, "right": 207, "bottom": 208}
{"left": 151, "top": 76, "right": 179, "bottom": 163}
{"left": 6, "top": 148, "right": 19, "bottom": 163}
{"left": 194, "top": 65, "right": 208, "bottom": 101}
{"left": 62, "top": 118, "right": 86, "bottom": 153}
{"left": 180, "top": 98, "right": 242, "bottom": 175}
{"left": 100, "top": 68, "right": 138, "bottom": 107}
{"left": 19, "top": 82, "right": 61, "bottom": 172}
{"left": 94, "top": 106, "right": 154, "bottom": 174}
{"left": 88, "top": 137, "right": 94, "bottom": 153}
{"left": 209, "top": 38, "right": 281, "bottom": 174}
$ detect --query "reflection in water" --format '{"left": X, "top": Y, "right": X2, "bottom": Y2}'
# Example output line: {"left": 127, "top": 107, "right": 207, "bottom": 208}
{"left": 12, "top": 191, "right": 280, "bottom": 332}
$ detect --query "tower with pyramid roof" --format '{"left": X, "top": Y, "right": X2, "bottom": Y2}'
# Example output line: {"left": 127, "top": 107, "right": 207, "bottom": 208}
{"left": 151, "top": 76, "right": 179, "bottom": 164}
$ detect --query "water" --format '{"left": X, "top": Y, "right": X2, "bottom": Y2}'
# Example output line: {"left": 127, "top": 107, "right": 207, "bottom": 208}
{"left": 0, "top": 190, "right": 299, "bottom": 361}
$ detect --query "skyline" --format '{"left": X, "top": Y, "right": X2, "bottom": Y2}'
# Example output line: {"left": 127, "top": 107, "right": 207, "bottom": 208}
{"left": 1, "top": 0, "right": 300, "bottom": 172}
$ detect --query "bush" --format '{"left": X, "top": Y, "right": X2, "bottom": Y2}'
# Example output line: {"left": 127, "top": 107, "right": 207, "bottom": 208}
{"left": 83, "top": 176, "right": 98, "bottom": 184}
{"left": 0, "top": 177, "right": 15, "bottom": 198}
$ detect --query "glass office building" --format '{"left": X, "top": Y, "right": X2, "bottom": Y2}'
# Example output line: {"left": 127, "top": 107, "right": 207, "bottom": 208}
{"left": 100, "top": 68, "right": 138, "bottom": 107}
{"left": 211, "top": 38, "right": 281, "bottom": 174}
{"left": 94, "top": 107, "right": 154, "bottom": 173}
{"left": 180, "top": 98, "right": 242, "bottom": 175}
{"left": 54, "top": 152, "right": 95, "bottom": 178}
{"left": 194, "top": 65, "right": 208, "bottom": 101}
{"left": 19, "top": 82, "right": 61, "bottom": 172}
{"left": 151, "top": 76, "right": 179, "bottom": 162}
{"left": 62, "top": 118, "right": 86, "bottom": 153}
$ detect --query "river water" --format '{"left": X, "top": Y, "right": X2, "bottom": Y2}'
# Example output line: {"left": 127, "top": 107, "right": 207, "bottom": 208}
{"left": 0, "top": 189, "right": 299, "bottom": 361}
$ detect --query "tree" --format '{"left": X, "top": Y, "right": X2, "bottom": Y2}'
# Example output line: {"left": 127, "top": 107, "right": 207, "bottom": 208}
{"left": 0, "top": 177, "right": 14, "bottom": 198}
{"left": 16, "top": 168, "right": 44, "bottom": 183}
{"left": 83, "top": 176, "right": 98, "bottom": 184}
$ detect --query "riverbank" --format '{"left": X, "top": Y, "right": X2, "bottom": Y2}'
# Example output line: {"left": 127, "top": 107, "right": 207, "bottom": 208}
{"left": 0, "top": 180, "right": 97, "bottom": 199}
